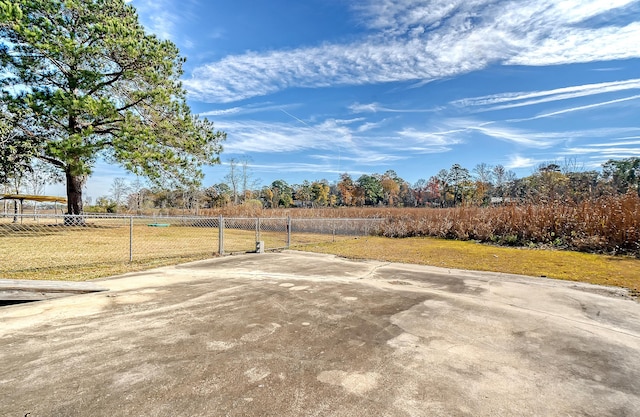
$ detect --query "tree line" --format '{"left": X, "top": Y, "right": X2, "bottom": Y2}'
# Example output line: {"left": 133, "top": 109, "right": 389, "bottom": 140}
{"left": 76, "top": 157, "right": 639, "bottom": 214}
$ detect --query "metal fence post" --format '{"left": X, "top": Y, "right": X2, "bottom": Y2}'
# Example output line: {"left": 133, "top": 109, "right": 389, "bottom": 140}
{"left": 286, "top": 216, "right": 291, "bottom": 248}
{"left": 129, "top": 216, "right": 133, "bottom": 262}
{"left": 218, "top": 215, "right": 224, "bottom": 255}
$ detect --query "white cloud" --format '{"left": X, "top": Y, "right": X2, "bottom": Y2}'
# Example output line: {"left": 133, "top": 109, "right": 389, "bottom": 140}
{"left": 215, "top": 115, "right": 460, "bottom": 166}
{"left": 132, "top": 0, "right": 199, "bottom": 46}
{"left": 184, "top": 0, "right": 640, "bottom": 103}
{"left": 523, "top": 94, "right": 640, "bottom": 120}
{"left": 588, "top": 137, "right": 640, "bottom": 146}
{"left": 452, "top": 79, "right": 640, "bottom": 111}
{"left": 200, "top": 107, "right": 242, "bottom": 117}
{"left": 570, "top": 147, "right": 640, "bottom": 155}
{"left": 249, "top": 162, "right": 340, "bottom": 174}
{"left": 470, "top": 125, "right": 556, "bottom": 147}
{"left": 508, "top": 22, "right": 640, "bottom": 66}
{"left": 132, "top": 0, "right": 178, "bottom": 40}
{"left": 506, "top": 155, "right": 538, "bottom": 169}
{"left": 349, "top": 102, "right": 441, "bottom": 113}
{"left": 357, "top": 121, "right": 387, "bottom": 132}
{"left": 397, "top": 128, "right": 464, "bottom": 153}
{"left": 199, "top": 103, "right": 300, "bottom": 117}
{"left": 436, "top": 119, "right": 561, "bottom": 148}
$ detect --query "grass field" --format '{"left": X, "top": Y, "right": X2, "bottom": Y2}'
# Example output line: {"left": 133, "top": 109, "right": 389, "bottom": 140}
{"left": 1, "top": 215, "right": 638, "bottom": 297}
{"left": 0, "top": 217, "right": 348, "bottom": 281}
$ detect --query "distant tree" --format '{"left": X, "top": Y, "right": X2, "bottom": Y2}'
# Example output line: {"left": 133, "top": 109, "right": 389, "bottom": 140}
{"left": 412, "top": 179, "right": 428, "bottom": 206}
{"left": 1, "top": 0, "right": 225, "bottom": 215}
{"left": 180, "top": 186, "right": 203, "bottom": 215}
{"left": 204, "top": 183, "right": 231, "bottom": 208}
{"left": 428, "top": 174, "right": 446, "bottom": 206}
{"left": 381, "top": 177, "right": 400, "bottom": 206}
{"left": 0, "top": 108, "right": 39, "bottom": 219}
{"left": 271, "top": 179, "right": 293, "bottom": 208}
{"left": 473, "top": 163, "right": 494, "bottom": 184}
{"left": 294, "top": 181, "right": 312, "bottom": 208}
{"left": 24, "top": 160, "right": 63, "bottom": 196}
{"left": 492, "top": 165, "right": 507, "bottom": 197}
{"left": 95, "top": 196, "right": 117, "bottom": 213}
{"left": 398, "top": 181, "right": 414, "bottom": 207}
{"left": 472, "top": 163, "right": 493, "bottom": 205}
{"left": 566, "top": 171, "right": 599, "bottom": 202}
{"left": 240, "top": 159, "right": 260, "bottom": 201}
{"left": 448, "top": 164, "right": 471, "bottom": 205}
{"left": 126, "top": 177, "right": 149, "bottom": 214}
{"left": 357, "top": 174, "right": 383, "bottom": 206}
{"left": 223, "top": 157, "right": 257, "bottom": 204}
{"left": 260, "top": 186, "right": 274, "bottom": 208}
{"left": 224, "top": 159, "right": 241, "bottom": 205}
{"left": 109, "top": 177, "right": 131, "bottom": 207}
{"left": 602, "top": 158, "right": 640, "bottom": 196}
{"left": 526, "top": 163, "right": 568, "bottom": 202}
{"left": 337, "top": 173, "right": 356, "bottom": 206}
{"left": 310, "top": 181, "right": 330, "bottom": 207}
{"left": 0, "top": 107, "right": 37, "bottom": 191}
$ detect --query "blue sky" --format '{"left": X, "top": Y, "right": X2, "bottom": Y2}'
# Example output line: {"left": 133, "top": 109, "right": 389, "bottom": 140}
{"left": 65, "top": 0, "right": 640, "bottom": 199}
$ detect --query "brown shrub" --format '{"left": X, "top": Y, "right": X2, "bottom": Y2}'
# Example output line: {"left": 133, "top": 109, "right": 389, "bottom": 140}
{"left": 375, "top": 193, "right": 640, "bottom": 256}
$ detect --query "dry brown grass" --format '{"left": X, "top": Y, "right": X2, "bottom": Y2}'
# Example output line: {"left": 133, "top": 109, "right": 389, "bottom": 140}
{"left": 298, "top": 236, "right": 640, "bottom": 295}
{"left": 376, "top": 194, "right": 640, "bottom": 256}
{"left": 0, "top": 217, "right": 340, "bottom": 281}
{"left": 198, "top": 194, "right": 640, "bottom": 256}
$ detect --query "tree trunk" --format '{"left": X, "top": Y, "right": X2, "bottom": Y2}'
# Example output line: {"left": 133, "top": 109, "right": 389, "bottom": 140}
{"left": 66, "top": 170, "right": 85, "bottom": 215}
{"left": 12, "top": 200, "right": 18, "bottom": 223}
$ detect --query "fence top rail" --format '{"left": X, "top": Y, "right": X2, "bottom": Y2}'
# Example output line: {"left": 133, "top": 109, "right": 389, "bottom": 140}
{"left": 1, "top": 213, "right": 386, "bottom": 222}
{"left": 291, "top": 217, "right": 385, "bottom": 221}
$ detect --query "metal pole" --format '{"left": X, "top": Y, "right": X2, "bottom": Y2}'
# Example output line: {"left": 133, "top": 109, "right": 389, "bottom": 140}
{"left": 256, "top": 217, "right": 261, "bottom": 242}
{"left": 286, "top": 216, "right": 291, "bottom": 248}
{"left": 218, "top": 215, "right": 224, "bottom": 255}
{"left": 129, "top": 216, "right": 133, "bottom": 262}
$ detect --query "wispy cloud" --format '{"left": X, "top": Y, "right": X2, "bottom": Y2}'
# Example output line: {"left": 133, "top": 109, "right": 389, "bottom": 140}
{"left": 199, "top": 103, "right": 300, "bottom": 117}
{"left": 131, "top": 0, "right": 179, "bottom": 39}
{"left": 433, "top": 119, "right": 561, "bottom": 148}
{"left": 396, "top": 128, "right": 464, "bottom": 153}
{"left": 184, "top": 0, "right": 640, "bottom": 103}
{"left": 452, "top": 79, "right": 640, "bottom": 111}
{"left": 248, "top": 162, "right": 343, "bottom": 174}
{"left": 565, "top": 147, "right": 640, "bottom": 156}
{"left": 132, "top": 0, "right": 199, "bottom": 47}
{"left": 349, "top": 102, "right": 442, "bottom": 113}
{"left": 507, "top": 22, "right": 640, "bottom": 66}
{"left": 215, "top": 115, "right": 464, "bottom": 165}
{"left": 518, "top": 94, "right": 640, "bottom": 120}
{"left": 506, "top": 154, "right": 540, "bottom": 169}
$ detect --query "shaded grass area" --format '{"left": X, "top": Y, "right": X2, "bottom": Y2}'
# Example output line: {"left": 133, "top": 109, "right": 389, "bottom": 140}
{"left": 297, "top": 236, "right": 640, "bottom": 296}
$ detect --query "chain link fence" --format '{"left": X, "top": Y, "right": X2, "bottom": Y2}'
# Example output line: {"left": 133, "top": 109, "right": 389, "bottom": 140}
{"left": 0, "top": 213, "right": 383, "bottom": 277}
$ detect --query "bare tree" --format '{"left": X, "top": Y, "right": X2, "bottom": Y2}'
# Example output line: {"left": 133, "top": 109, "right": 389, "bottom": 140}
{"left": 473, "top": 163, "right": 494, "bottom": 184}
{"left": 110, "top": 178, "right": 131, "bottom": 207}
{"left": 224, "top": 158, "right": 240, "bottom": 205}
{"left": 241, "top": 158, "right": 260, "bottom": 200}
{"left": 127, "top": 177, "right": 148, "bottom": 214}
{"left": 225, "top": 157, "right": 259, "bottom": 204}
